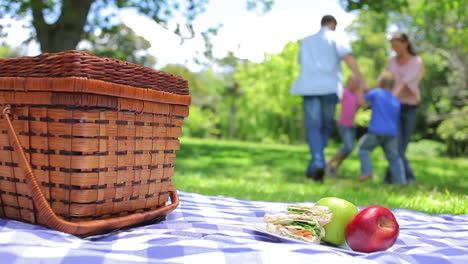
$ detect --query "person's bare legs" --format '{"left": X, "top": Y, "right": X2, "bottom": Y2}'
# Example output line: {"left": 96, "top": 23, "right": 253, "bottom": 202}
{"left": 327, "top": 125, "right": 355, "bottom": 178}
{"left": 358, "top": 133, "right": 379, "bottom": 181}
{"left": 326, "top": 152, "right": 345, "bottom": 177}
{"left": 358, "top": 174, "right": 373, "bottom": 181}
{"left": 333, "top": 153, "right": 346, "bottom": 172}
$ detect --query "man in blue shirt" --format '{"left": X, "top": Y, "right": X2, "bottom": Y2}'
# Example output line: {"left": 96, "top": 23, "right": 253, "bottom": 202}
{"left": 357, "top": 71, "right": 406, "bottom": 184}
{"left": 290, "top": 15, "right": 365, "bottom": 182}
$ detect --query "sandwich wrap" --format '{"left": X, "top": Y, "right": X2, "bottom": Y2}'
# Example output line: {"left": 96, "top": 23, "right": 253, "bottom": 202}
{"left": 264, "top": 205, "right": 333, "bottom": 244}
{"left": 287, "top": 204, "right": 330, "bottom": 218}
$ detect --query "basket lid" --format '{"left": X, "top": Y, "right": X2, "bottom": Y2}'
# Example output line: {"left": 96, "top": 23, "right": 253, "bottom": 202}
{"left": 0, "top": 50, "right": 189, "bottom": 96}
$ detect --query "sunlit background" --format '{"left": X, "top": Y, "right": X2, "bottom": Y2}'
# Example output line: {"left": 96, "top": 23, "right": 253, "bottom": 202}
{"left": 1, "top": 0, "right": 356, "bottom": 71}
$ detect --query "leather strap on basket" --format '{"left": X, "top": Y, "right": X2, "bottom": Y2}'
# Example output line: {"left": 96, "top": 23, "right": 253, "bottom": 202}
{"left": 0, "top": 104, "right": 179, "bottom": 236}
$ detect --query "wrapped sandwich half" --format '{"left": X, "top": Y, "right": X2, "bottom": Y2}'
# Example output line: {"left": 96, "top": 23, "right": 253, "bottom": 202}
{"left": 286, "top": 204, "right": 330, "bottom": 217}
{"left": 263, "top": 205, "right": 332, "bottom": 244}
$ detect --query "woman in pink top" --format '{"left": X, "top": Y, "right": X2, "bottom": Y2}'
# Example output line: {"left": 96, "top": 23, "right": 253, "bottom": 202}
{"left": 326, "top": 75, "right": 364, "bottom": 177}
{"left": 385, "top": 32, "right": 425, "bottom": 184}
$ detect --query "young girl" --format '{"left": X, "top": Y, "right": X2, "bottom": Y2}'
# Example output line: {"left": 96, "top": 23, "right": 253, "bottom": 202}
{"left": 326, "top": 75, "right": 364, "bottom": 177}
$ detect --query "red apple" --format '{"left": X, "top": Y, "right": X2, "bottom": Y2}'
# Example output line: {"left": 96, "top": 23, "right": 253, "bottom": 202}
{"left": 345, "top": 205, "right": 399, "bottom": 253}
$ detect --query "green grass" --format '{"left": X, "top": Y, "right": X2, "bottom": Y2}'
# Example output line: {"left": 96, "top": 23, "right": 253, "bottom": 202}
{"left": 172, "top": 137, "right": 468, "bottom": 214}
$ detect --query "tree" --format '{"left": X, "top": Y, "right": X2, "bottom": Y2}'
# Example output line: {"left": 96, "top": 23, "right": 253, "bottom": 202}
{"left": 0, "top": 0, "right": 273, "bottom": 53}
{"left": 340, "top": 0, "right": 409, "bottom": 13}
{"left": 0, "top": 44, "right": 22, "bottom": 58}
{"left": 83, "top": 24, "right": 156, "bottom": 67}
{"left": 341, "top": 0, "right": 467, "bottom": 154}
{"left": 162, "top": 64, "right": 225, "bottom": 138}
{"left": 437, "top": 106, "right": 468, "bottom": 156}
{"left": 386, "top": 0, "right": 467, "bottom": 134}
{"left": 341, "top": 0, "right": 467, "bottom": 111}
{"left": 410, "top": 0, "right": 467, "bottom": 109}
{"left": 216, "top": 51, "right": 247, "bottom": 138}
{"left": 345, "top": 9, "right": 389, "bottom": 86}
{"left": 233, "top": 42, "right": 302, "bottom": 143}
{"left": 162, "top": 64, "right": 205, "bottom": 103}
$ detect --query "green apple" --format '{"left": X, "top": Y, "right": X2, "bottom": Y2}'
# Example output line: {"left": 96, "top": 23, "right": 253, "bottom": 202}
{"left": 315, "top": 197, "right": 358, "bottom": 245}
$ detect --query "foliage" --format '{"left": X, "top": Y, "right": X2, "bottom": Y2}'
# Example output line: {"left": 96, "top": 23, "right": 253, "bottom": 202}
{"left": 406, "top": 0, "right": 467, "bottom": 111}
{"left": 403, "top": 0, "right": 466, "bottom": 149}
{"left": 83, "top": 24, "right": 156, "bottom": 67}
{"left": 162, "top": 65, "right": 226, "bottom": 138}
{"left": 0, "top": 0, "right": 273, "bottom": 52}
{"left": 227, "top": 22, "right": 385, "bottom": 143}
{"left": 345, "top": 9, "right": 389, "bottom": 84}
{"left": 340, "top": 3, "right": 467, "bottom": 155}
{"left": 411, "top": 0, "right": 467, "bottom": 53}
{"left": 162, "top": 64, "right": 205, "bottom": 103}
{"left": 174, "top": 138, "right": 468, "bottom": 214}
{"left": 2, "top": 0, "right": 465, "bottom": 156}
{"left": 0, "top": 0, "right": 209, "bottom": 51}
{"left": 340, "top": 0, "right": 409, "bottom": 13}
{"left": 232, "top": 42, "right": 303, "bottom": 143}
{"left": 182, "top": 105, "right": 220, "bottom": 138}
{"left": 353, "top": 108, "right": 371, "bottom": 128}
{"left": 436, "top": 106, "right": 468, "bottom": 157}
{"left": 155, "top": 1, "right": 467, "bottom": 156}
{"left": 406, "top": 139, "right": 446, "bottom": 157}
{"left": 0, "top": 44, "right": 22, "bottom": 58}
{"left": 213, "top": 52, "right": 248, "bottom": 138}
{"left": 342, "top": 0, "right": 467, "bottom": 113}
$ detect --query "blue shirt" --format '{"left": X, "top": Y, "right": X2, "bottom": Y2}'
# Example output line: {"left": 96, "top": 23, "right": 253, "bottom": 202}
{"left": 365, "top": 88, "right": 401, "bottom": 136}
{"left": 290, "top": 26, "right": 352, "bottom": 98}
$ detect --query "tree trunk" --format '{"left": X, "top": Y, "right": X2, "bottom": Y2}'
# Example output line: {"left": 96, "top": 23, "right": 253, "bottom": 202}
{"left": 229, "top": 97, "right": 236, "bottom": 138}
{"left": 228, "top": 82, "right": 240, "bottom": 139}
{"left": 31, "top": 0, "right": 95, "bottom": 52}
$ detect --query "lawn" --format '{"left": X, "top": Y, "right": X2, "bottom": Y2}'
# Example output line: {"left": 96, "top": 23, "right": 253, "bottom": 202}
{"left": 172, "top": 137, "right": 468, "bottom": 214}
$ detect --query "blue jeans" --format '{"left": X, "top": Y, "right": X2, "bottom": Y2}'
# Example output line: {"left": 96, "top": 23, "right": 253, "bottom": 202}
{"left": 303, "top": 94, "right": 338, "bottom": 174}
{"left": 384, "top": 105, "right": 417, "bottom": 183}
{"left": 337, "top": 124, "right": 356, "bottom": 156}
{"left": 358, "top": 132, "right": 406, "bottom": 184}
{"left": 399, "top": 105, "right": 417, "bottom": 182}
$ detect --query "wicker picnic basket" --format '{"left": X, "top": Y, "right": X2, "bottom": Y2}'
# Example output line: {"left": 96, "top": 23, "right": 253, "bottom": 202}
{"left": 0, "top": 50, "right": 190, "bottom": 236}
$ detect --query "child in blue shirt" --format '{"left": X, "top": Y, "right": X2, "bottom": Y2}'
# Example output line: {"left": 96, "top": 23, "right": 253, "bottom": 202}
{"left": 357, "top": 71, "right": 406, "bottom": 184}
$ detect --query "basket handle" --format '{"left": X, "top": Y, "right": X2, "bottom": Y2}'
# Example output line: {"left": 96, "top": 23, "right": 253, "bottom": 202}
{"left": 0, "top": 105, "right": 179, "bottom": 236}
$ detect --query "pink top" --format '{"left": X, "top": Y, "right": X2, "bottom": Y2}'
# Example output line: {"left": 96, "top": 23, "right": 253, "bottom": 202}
{"left": 338, "top": 88, "right": 359, "bottom": 127}
{"left": 387, "top": 55, "right": 423, "bottom": 105}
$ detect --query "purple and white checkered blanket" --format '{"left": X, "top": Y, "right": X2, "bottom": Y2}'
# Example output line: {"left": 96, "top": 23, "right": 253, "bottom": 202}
{"left": 0, "top": 191, "right": 467, "bottom": 263}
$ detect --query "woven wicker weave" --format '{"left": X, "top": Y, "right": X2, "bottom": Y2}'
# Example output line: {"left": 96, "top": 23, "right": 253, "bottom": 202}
{"left": 0, "top": 51, "right": 190, "bottom": 236}
{"left": 0, "top": 50, "right": 189, "bottom": 95}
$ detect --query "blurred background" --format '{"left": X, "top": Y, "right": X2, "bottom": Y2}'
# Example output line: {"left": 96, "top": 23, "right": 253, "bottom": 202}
{"left": 0, "top": 0, "right": 466, "bottom": 157}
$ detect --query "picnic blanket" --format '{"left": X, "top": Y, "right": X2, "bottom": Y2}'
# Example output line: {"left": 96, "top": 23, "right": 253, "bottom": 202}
{"left": 0, "top": 191, "right": 466, "bottom": 264}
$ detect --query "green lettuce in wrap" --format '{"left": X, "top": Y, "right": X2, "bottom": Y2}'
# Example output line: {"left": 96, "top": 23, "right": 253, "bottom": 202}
{"left": 264, "top": 205, "right": 332, "bottom": 244}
